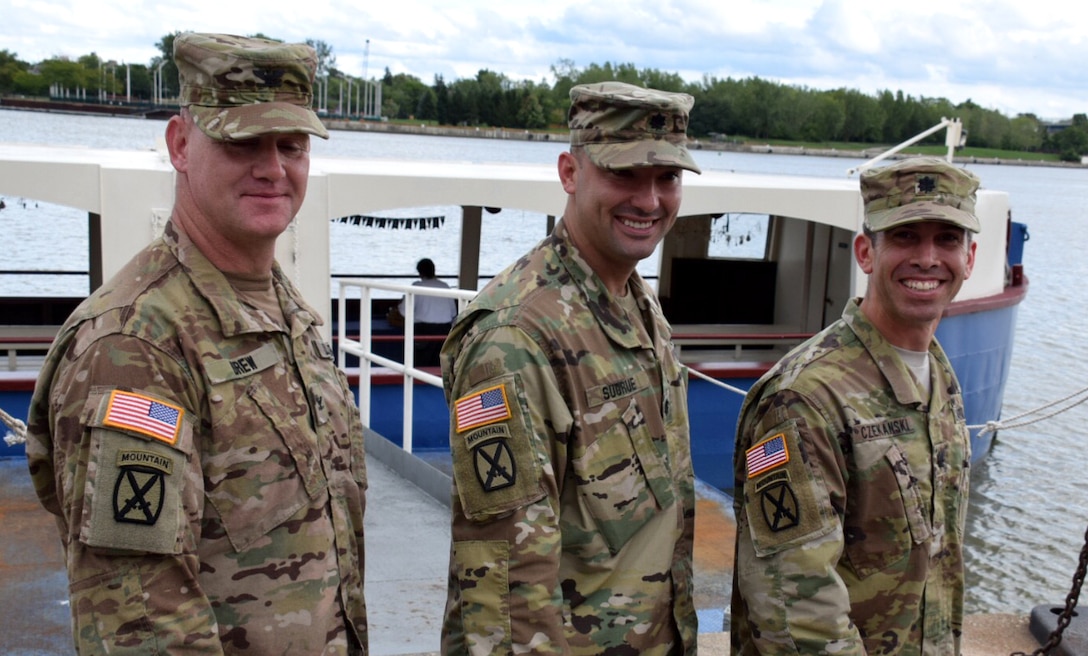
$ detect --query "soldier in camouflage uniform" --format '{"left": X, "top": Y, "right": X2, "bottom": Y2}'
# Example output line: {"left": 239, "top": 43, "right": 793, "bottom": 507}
{"left": 440, "top": 82, "right": 701, "bottom": 656}
{"left": 731, "top": 157, "right": 980, "bottom": 655}
{"left": 26, "top": 33, "right": 367, "bottom": 654}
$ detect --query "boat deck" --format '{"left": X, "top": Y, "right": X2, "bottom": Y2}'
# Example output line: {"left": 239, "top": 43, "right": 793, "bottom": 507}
{"left": 0, "top": 429, "right": 1040, "bottom": 654}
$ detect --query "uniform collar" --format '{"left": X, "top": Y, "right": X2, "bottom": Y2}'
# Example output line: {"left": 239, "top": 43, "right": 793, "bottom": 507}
{"left": 163, "top": 220, "right": 321, "bottom": 338}
{"left": 843, "top": 297, "right": 931, "bottom": 407}
{"left": 550, "top": 220, "right": 655, "bottom": 350}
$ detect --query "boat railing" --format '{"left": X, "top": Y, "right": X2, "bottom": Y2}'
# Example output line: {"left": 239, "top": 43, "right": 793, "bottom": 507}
{"left": 671, "top": 324, "right": 812, "bottom": 361}
{"left": 334, "top": 276, "right": 819, "bottom": 455}
{"left": 336, "top": 278, "right": 477, "bottom": 453}
{"left": 0, "top": 326, "right": 59, "bottom": 371}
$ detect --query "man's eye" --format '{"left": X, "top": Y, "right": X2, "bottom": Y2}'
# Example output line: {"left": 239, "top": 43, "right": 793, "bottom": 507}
{"left": 225, "top": 140, "right": 257, "bottom": 152}
{"left": 279, "top": 142, "right": 309, "bottom": 157}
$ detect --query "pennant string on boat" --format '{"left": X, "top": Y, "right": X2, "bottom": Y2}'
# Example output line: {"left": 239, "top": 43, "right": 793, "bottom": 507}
{"left": 331, "top": 215, "right": 445, "bottom": 230}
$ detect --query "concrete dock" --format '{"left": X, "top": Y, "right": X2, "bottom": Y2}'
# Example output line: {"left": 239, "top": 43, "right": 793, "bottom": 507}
{"left": 1, "top": 429, "right": 1043, "bottom": 654}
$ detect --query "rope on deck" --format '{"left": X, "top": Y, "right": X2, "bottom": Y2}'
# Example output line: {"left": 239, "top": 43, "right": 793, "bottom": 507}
{"left": 2, "top": 405, "right": 27, "bottom": 446}
{"left": 969, "top": 384, "right": 1088, "bottom": 437}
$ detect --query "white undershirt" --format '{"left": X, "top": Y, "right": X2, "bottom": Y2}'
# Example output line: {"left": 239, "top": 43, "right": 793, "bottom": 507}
{"left": 892, "top": 344, "right": 932, "bottom": 397}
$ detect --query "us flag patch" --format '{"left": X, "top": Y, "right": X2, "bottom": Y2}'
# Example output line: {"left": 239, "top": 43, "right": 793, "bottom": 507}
{"left": 103, "top": 391, "right": 184, "bottom": 445}
{"left": 746, "top": 433, "right": 789, "bottom": 477}
{"left": 455, "top": 384, "right": 511, "bottom": 433}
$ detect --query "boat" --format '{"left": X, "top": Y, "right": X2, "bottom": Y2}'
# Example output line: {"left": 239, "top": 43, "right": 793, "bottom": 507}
{"left": 0, "top": 119, "right": 1028, "bottom": 493}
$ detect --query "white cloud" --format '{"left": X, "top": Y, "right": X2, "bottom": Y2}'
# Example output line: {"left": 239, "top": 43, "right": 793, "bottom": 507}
{"left": 2, "top": 0, "right": 1086, "bottom": 118}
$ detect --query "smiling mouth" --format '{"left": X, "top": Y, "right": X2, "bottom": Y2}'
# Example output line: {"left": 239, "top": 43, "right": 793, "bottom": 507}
{"left": 619, "top": 217, "right": 654, "bottom": 230}
{"left": 904, "top": 279, "right": 940, "bottom": 291}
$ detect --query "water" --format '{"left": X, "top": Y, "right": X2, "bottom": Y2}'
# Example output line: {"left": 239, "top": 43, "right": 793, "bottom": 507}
{"left": 2, "top": 109, "right": 1087, "bottom": 615}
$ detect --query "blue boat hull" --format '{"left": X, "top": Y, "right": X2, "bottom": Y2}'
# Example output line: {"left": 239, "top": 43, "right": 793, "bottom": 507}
{"left": 354, "top": 291, "right": 1022, "bottom": 493}
{"left": 0, "top": 288, "right": 1025, "bottom": 496}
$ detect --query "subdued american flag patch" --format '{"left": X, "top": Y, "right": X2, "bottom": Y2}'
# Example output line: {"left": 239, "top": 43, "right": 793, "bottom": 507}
{"left": 103, "top": 390, "right": 184, "bottom": 445}
{"left": 746, "top": 433, "right": 789, "bottom": 477}
{"left": 455, "top": 384, "right": 511, "bottom": 433}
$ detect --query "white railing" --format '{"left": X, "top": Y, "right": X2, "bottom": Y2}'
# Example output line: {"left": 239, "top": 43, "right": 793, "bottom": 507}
{"left": 336, "top": 279, "right": 476, "bottom": 452}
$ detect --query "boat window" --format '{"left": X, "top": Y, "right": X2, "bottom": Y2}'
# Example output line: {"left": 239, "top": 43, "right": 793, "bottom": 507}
{"left": 708, "top": 214, "right": 770, "bottom": 260}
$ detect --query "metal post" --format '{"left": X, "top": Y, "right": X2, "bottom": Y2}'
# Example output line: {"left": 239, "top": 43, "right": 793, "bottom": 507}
{"left": 846, "top": 117, "right": 957, "bottom": 176}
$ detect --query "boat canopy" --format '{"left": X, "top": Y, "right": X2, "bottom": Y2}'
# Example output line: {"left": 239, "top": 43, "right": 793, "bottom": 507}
{"left": 0, "top": 143, "right": 1010, "bottom": 340}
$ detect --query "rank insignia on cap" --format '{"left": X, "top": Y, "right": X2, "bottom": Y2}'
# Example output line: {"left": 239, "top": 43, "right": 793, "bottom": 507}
{"left": 746, "top": 433, "right": 789, "bottom": 477}
{"left": 917, "top": 175, "right": 937, "bottom": 194}
{"left": 455, "top": 384, "right": 511, "bottom": 433}
{"left": 103, "top": 391, "right": 184, "bottom": 445}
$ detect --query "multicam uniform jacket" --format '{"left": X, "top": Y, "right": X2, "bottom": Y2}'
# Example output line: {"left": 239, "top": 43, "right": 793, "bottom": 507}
{"left": 440, "top": 220, "right": 697, "bottom": 656}
{"left": 731, "top": 298, "right": 970, "bottom": 656}
{"left": 26, "top": 221, "right": 368, "bottom": 654}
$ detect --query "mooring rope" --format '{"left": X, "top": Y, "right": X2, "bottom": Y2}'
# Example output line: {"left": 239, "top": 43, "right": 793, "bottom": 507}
{"left": 969, "top": 384, "right": 1088, "bottom": 437}
{"left": 4, "top": 364, "right": 1085, "bottom": 449}
{"left": 689, "top": 365, "right": 1088, "bottom": 442}
{"left": 1, "top": 405, "right": 27, "bottom": 447}
{"left": 686, "top": 366, "right": 750, "bottom": 397}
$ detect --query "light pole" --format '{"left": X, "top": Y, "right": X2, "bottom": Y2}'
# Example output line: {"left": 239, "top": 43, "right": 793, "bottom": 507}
{"left": 155, "top": 61, "right": 166, "bottom": 105}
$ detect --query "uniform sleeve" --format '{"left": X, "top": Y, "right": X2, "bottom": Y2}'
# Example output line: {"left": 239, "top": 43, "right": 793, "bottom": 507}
{"left": 733, "top": 388, "right": 866, "bottom": 655}
{"left": 27, "top": 332, "right": 224, "bottom": 654}
{"left": 441, "top": 324, "right": 571, "bottom": 656}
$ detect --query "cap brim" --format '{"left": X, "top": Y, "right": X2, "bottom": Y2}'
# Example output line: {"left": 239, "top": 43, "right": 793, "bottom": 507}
{"left": 584, "top": 140, "right": 701, "bottom": 174}
{"left": 865, "top": 200, "right": 980, "bottom": 233}
{"left": 189, "top": 102, "right": 329, "bottom": 141}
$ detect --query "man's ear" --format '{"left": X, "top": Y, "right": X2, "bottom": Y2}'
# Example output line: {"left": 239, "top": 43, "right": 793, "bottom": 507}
{"left": 854, "top": 231, "right": 875, "bottom": 274}
{"left": 165, "top": 114, "right": 190, "bottom": 173}
{"left": 557, "top": 150, "right": 578, "bottom": 195}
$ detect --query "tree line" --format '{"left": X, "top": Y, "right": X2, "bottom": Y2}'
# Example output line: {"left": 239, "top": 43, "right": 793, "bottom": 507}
{"left": 3, "top": 33, "right": 1087, "bottom": 161}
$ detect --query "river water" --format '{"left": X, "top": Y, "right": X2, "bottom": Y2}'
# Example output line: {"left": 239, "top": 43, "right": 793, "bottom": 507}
{"left": 2, "top": 108, "right": 1087, "bottom": 616}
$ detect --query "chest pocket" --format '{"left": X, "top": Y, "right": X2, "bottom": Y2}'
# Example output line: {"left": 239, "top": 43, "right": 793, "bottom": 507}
{"left": 843, "top": 438, "right": 932, "bottom": 578}
{"left": 203, "top": 348, "right": 326, "bottom": 552}
{"left": 571, "top": 396, "right": 674, "bottom": 555}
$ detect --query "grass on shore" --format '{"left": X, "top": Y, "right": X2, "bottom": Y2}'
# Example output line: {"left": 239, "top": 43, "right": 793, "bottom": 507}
{"left": 751, "top": 138, "right": 1061, "bottom": 162}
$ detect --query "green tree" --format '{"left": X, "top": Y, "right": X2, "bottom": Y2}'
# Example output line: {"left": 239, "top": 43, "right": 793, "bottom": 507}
{"left": 641, "top": 68, "right": 686, "bottom": 93}
{"left": 1052, "top": 124, "right": 1088, "bottom": 161}
{"left": 515, "top": 86, "right": 547, "bottom": 129}
{"left": 306, "top": 38, "right": 336, "bottom": 112}
{"left": 153, "top": 32, "right": 183, "bottom": 101}
{"left": 12, "top": 68, "right": 48, "bottom": 96}
{"left": 433, "top": 75, "right": 450, "bottom": 125}
{"left": 688, "top": 76, "right": 739, "bottom": 138}
{"left": 802, "top": 92, "right": 846, "bottom": 142}
{"left": 380, "top": 68, "right": 432, "bottom": 120}
{"left": 1003, "top": 115, "right": 1043, "bottom": 152}
{"left": 37, "top": 58, "right": 94, "bottom": 98}
{"left": 956, "top": 99, "right": 1012, "bottom": 150}
{"left": 832, "top": 88, "right": 885, "bottom": 142}
{"left": 0, "top": 49, "right": 29, "bottom": 95}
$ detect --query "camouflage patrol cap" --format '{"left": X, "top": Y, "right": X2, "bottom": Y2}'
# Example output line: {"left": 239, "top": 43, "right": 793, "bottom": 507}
{"left": 174, "top": 32, "right": 329, "bottom": 141}
{"left": 861, "top": 157, "right": 980, "bottom": 233}
{"left": 568, "top": 81, "right": 701, "bottom": 174}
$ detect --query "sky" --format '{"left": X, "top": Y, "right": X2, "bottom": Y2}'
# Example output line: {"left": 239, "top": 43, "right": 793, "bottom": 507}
{"left": 3, "top": 0, "right": 1087, "bottom": 121}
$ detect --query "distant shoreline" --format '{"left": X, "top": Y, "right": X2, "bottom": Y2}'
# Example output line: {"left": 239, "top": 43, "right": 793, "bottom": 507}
{"left": 4, "top": 96, "right": 1083, "bottom": 169}
{"left": 323, "top": 118, "right": 1087, "bottom": 169}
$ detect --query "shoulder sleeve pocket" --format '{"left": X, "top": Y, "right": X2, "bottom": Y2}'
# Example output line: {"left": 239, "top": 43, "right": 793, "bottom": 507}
{"left": 82, "top": 390, "right": 193, "bottom": 554}
{"left": 450, "top": 375, "right": 545, "bottom": 520}
{"left": 742, "top": 421, "right": 836, "bottom": 558}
